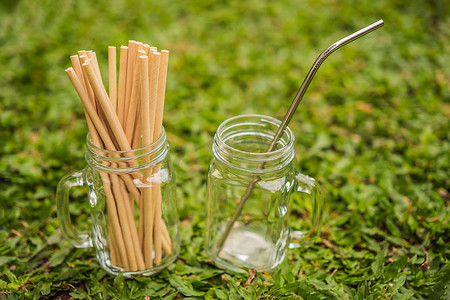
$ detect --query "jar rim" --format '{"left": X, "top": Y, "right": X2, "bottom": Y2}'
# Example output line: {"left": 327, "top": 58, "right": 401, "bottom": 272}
{"left": 215, "top": 114, "right": 294, "bottom": 157}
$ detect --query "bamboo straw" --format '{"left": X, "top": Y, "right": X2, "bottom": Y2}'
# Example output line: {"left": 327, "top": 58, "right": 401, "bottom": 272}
{"left": 118, "top": 46, "right": 128, "bottom": 126}
{"left": 138, "top": 55, "right": 154, "bottom": 267}
{"left": 86, "top": 51, "right": 108, "bottom": 121}
{"left": 149, "top": 52, "right": 161, "bottom": 142}
{"left": 124, "top": 49, "right": 146, "bottom": 144}
{"left": 161, "top": 220, "right": 172, "bottom": 254}
{"left": 69, "top": 57, "right": 99, "bottom": 149}
{"left": 139, "top": 189, "right": 145, "bottom": 248}
{"left": 154, "top": 50, "right": 169, "bottom": 138}
{"left": 142, "top": 65, "right": 155, "bottom": 265}
{"left": 86, "top": 52, "right": 119, "bottom": 148}
{"left": 108, "top": 46, "right": 117, "bottom": 112}
{"left": 143, "top": 188, "right": 153, "bottom": 268}
{"left": 130, "top": 49, "right": 147, "bottom": 148}
{"left": 110, "top": 173, "right": 144, "bottom": 271}
{"left": 70, "top": 56, "right": 86, "bottom": 91}
{"left": 112, "top": 175, "right": 144, "bottom": 270}
{"left": 147, "top": 50, "right": 173, "bottom": 255}
{"left": 131, "top": 114, "right": 142, "bottom": 149}
{"left": 101, "top": 173, "right": 131, "bottom": 270}
{"left": 124, "top": 40, "right": 137, "bottom": 124}
{"left": 152, "top": 53, "right": 169, "bottom": 254}
{"left": 153, "top": 186, "right": 162, "bottom": 265}
{"left": 147, "top": 50, "right": 173, "bottom": 258}
{"left": 152, "top": 51, "right": 174, "bottom": 258}
{"left": 108, "top": 222, "right": 118, "bottom": 266}
{"left": 148, "top": 52, "right": 162, "bottom": 264}
{"left": 77, "top": 53, "right": 96, "bottom": 111}
{"left": 86, "top": 51, "right": 102, "bottom": 85}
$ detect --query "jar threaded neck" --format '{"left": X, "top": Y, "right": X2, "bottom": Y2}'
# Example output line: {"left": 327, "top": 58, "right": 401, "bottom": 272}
{"left": 86, "top": 127, "right": 169, "bottom": 172}
{"left": 213, "top": 115, "right": 295, "bottom": 173}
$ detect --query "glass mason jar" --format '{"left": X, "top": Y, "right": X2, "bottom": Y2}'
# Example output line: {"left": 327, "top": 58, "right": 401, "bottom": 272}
{"left": 206, "top": 115, "right": 323, "bottom": 272}
{"left": 56, "top": 128, "right": 179, "bottom": 276}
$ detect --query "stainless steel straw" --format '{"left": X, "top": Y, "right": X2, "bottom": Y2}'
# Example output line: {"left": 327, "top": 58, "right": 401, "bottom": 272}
{"left": 215, "top": 19, "right": 385, "bottom": 253}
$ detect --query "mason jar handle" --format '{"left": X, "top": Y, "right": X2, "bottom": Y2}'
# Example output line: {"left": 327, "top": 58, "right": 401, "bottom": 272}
{"left": 56, "top": 169, "right": 92, "bottom": 248}
{"left": 290, "top": 173, "right": 324, "bottom": 249}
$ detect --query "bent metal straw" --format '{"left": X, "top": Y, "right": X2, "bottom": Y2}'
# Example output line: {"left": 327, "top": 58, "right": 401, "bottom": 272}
{"left": 215, "top": 20, "right": 385, "bottom": 253}
{"left": 65, "top": 41, "right": 170, "bottom": 271}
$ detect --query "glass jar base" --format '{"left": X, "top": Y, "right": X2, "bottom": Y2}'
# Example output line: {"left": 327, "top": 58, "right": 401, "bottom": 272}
{"left": 212, "top": 227, "right": 286, "bottom": 272}
{"left": 97, "top": 252, "right": 178, "bottom": 277}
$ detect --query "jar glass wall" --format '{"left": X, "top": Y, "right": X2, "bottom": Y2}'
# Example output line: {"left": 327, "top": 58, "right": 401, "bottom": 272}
{"left": 57, "top": 128, "right": 179, "bottom": 276}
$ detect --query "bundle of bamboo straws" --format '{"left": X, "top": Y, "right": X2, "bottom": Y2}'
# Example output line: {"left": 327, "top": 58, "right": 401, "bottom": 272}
{"left": 65, "top": 40, "right": 171, "bottom": 271}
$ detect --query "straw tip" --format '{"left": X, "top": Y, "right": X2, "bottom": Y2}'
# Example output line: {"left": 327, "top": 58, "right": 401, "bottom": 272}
{"left": 370, "top": 19, "right": 384, "bottom": 28}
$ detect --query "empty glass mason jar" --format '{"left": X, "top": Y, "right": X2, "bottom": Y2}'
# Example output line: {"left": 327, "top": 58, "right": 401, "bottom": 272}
{"left": 206, "top": 115, "right": 323, "bottom": 272}
{"left": 56, "top": 128, "right": 179, "bottom": 276}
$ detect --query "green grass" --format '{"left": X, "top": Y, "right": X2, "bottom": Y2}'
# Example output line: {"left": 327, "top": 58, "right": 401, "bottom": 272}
{"left": 1, "top": 0, "right": 449, "bottom": 298}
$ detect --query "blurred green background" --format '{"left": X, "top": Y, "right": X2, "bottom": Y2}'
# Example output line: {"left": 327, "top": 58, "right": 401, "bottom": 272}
{"left": 0, "top": 0, "right": 449, "bottom": 298}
